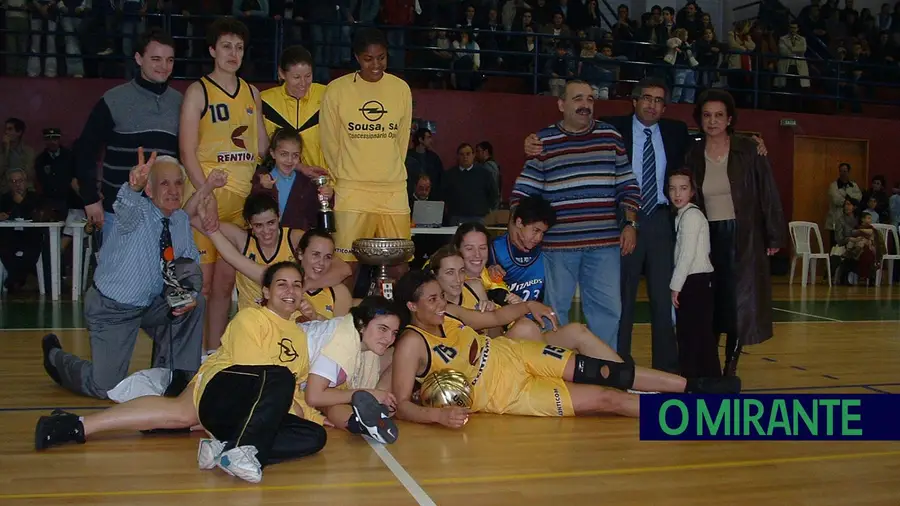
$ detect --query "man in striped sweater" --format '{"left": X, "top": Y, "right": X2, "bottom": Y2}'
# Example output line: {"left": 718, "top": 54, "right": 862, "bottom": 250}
{"left": 511, "top": 80, "right": 640, "bottom": 350}
{"left": 74, "top": 28, "right": 182, "bottom": 244}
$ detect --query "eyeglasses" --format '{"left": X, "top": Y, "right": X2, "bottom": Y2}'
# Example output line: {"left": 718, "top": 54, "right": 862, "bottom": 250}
{"left": 638, "top": 95, "right": 666, "bottom": 105}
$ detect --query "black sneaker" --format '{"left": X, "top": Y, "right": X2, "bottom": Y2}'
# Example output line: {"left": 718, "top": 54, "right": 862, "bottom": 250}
{"left": 35, "top": 410, "right": 86, "bottom": 450}
{"left": 42, "top": 334, "right": 62, "bottom": 386}
{"left": 351, "top": 390, "right": 398, "bottom": 445}
{"left": 687, "top": 376, "right": 742, "bottom": 394}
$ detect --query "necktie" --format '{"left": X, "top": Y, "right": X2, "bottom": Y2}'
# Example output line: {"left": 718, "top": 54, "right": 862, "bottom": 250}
{"left": 160, "top": 218, "right": 178, "bottom": 287}
{"left": 642, "top": 128, "right": 658, "bottom": 215}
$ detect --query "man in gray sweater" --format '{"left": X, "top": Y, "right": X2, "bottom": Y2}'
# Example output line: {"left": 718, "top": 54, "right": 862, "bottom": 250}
{"left": 441, "top": 143, "right": 499, "bottom": 225}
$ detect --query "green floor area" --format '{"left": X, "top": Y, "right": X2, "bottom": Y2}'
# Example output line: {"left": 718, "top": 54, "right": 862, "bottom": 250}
{"left": 2, "top": 298, "right": 900, "bottom": 330}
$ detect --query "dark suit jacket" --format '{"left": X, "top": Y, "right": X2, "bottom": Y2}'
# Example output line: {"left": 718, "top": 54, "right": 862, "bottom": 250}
{"left": 602, "top": 115, "right": 692, "bottom": 180}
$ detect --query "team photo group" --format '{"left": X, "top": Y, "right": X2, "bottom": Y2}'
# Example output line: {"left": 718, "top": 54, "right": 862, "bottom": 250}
{"left": 32, "top": 15, "right": 785, "bottom": 485}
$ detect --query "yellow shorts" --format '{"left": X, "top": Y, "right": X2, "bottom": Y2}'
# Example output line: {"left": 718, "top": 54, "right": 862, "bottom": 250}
{"left": 333, "top": 210, "right": 412, "bottom": 262}
{"left": 482, "top": 338, "right": 575, "bottom": 417}
{"left": 183, "top": 181, "right": 247, "bottom": 265}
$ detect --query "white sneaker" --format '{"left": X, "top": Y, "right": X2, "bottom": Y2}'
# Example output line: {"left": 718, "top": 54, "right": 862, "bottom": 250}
{"left": 217, "top": 446, "right": 263, "bottom": 483}
{"left": 197, "top": 438, "right": 226, "bottom": 470}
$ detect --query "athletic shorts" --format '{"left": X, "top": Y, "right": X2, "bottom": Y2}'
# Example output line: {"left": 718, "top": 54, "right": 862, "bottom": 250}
{"left": 482, "top": 338, "right": 575, "bottom": 417}
{"left": 333, "top": 211, "right": 412, "bottom": 262}
{"left": 183, "top": 180, "right": 247, "bottom": 265}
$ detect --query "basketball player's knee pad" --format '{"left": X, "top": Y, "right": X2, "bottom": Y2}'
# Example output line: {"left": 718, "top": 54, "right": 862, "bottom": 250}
{"left": 572, "top": 355, "right": 635, "bottom": 390}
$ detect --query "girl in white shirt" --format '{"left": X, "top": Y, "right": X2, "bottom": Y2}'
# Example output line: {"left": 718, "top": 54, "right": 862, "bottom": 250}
{"left": 668, "top": 169, "right": 718, "bottom": 378}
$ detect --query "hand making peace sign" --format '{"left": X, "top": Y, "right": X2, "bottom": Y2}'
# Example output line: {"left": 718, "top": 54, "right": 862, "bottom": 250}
{"left": 128, "top": 147, "right": 158, "bottom": 192}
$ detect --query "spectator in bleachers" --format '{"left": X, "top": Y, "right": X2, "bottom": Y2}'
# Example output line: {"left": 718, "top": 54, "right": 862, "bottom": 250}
{"left": 877, "top": 2, "right": 893, "bottom": 31}
{"left": 776, "top": 22, "right": 811, "bottom": 96}
{"left": 582, "top": 0, "right": 603, "bottom": 41}
{"left": 666, "top": 27, "right": 698, "bottom": 104}
{"left": 2, "top": 119, "right": 36, "bottom": 193}
{"left": 545, "top": 40, "right": 575, "bottom": 97}
{"left": 58, "top": 0, "right": 86, "bottom": 77}
{"left": 120, "top": 0, "right": 149, "bottom": 79}
{"left": 841, "top": 0, "right": 858, "bottom": 22}
{"left": 451, "top": 29, "right": 481, "bottom": 90}
{"left": 383, "top": 0, "right": 417, "bottom": 71}
{"left": 531, "top": 0, "right": 552, "bottom": 26}
{"left": 660, "top": 6, "right": 676, "bottom": 38}
{"left": 541, "top": 10, "right": 572, "bottom": 50}
{"left": 727, "top": 20, "right": 756, "bottom": 107}
{"left": 611, "top": 3, "right": 637, "bottom": 60}
{"left": 0, "top": 168, "right": 44, "bottom": 293}
{"left": 637, "top": 10, "right": 667, "bottom": 67}
{"left": 693, "top": 28, "right": 720, "bottom": 92}
{"left": 308, "top": 1, "right": 352, "bottom": 83}
{"left": 753, "top": 23, "right": 779, "bottom": 110}
{"left": 828, "top": 46, "right": 862, "bottom": 113}
{"left": 26, "top": 0, "right": 59, "bottom": 77}
{"left": 676, "top": 1, "right": 702, "bottom": 42}
{"left": 579, "top": 40, "right": 625, "bottom": 100}
{"left": 458, "top": 3, "right": 476, "bottom": 30}
{"left": 477, "top": 7, "right": 503, "bottom": 69}
{"left": 801, "top": 4, "right": 828, "bottom": 47}
{"left": 3, "top": 0, "right": 30, "bottom": 75}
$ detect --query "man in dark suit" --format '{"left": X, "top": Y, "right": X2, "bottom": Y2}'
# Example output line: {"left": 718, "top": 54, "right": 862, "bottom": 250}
{"left": 603, "top": 78, "right": 687, "bottom": 374}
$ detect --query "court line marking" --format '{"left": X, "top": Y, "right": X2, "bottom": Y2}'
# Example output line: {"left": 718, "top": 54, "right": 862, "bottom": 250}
{"left": 745, "top": 382, "right": 900, "bottom": 392}
{"left": 0, "top": 327, "right": 86, "bottom": 332}
{"left": 3, "top": 449, "right": 899, "bottom": 500}
{"left": 771, "top": 307, "right": 842, "bottom": 322}
{"left": 366, "top": 439, "right": 436, "bottom": 506}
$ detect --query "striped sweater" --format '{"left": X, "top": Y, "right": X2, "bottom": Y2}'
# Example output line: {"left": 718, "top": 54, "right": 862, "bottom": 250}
{"left": 75, "top": 76, "right": 183, "bottom": 213}
{"left": 511, "top": 120, "right": 640, "bottom": 250}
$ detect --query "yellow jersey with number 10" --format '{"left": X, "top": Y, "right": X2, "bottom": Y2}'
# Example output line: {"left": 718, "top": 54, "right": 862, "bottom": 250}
{"left": 196, "top": 76, "right": 260, "bottom": 198}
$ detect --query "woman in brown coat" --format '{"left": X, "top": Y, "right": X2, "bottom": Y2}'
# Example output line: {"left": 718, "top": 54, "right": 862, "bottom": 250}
{"left": 685, "top": 89, "right": 787, "bottom": 377}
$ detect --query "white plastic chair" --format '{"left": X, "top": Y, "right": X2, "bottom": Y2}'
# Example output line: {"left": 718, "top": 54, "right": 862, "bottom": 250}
{"left": 873, "top": 223, "right": 900, "bottom": 286}
{"left": 789, "top": 221, "right": 832, "bottom": 286}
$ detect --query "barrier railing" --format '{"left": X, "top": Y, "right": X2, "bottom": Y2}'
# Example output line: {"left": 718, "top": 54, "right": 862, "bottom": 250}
{"left": 2, "top": 13, "right": 899, "bottom": 113}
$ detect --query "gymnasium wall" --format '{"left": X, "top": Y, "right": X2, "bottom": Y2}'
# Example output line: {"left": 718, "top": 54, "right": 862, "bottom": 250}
{"left": 4, "top": 76, "right": 899, "bottom": 221}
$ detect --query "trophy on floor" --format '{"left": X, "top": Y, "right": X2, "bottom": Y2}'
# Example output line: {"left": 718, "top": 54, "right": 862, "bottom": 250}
{"left": 352, "top": 238, "right": 415, "bottom": 300}
{"left": 313, "top": 175, "right": 335, "bottom": 232}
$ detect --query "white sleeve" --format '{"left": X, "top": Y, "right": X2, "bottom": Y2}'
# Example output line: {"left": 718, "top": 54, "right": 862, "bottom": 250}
{"left": 309, "top": 355, "right": 343, "bottom": 388}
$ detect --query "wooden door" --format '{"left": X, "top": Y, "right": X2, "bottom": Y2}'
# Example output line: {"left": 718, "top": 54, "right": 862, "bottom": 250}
{"left": 792, "top": 136, "right": 868, "bottom": 237}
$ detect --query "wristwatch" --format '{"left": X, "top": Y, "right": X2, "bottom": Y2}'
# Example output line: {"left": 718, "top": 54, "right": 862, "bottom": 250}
{"left": 624, "top": 220, "right": 639, "bottom": 230}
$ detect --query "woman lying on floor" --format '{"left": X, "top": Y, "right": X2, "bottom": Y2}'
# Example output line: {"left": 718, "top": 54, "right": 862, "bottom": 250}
{"left": 34, "top": 263, "right": 399, "bottom": 482}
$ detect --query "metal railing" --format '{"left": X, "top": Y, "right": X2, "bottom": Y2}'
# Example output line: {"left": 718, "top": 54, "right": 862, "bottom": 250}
{"left": 2, "top": 13, "right": 899, "bottom": 113}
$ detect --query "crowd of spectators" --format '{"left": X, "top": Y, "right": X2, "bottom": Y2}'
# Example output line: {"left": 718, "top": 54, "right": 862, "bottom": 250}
{"left": 2, "top": 0, "right": 900, "bottom": 107}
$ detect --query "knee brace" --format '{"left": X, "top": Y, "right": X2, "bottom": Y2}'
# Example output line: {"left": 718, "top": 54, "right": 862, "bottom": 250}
{"left": 572, "top": 355, "right": 635, "bottom": 390}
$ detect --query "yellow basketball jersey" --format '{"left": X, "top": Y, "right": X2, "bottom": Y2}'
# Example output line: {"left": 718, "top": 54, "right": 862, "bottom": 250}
{"left": 306, "top": 287, "right": 336, "bottom": 319}
{"left": 452, "top": 284, "right": 481, "bottom": 310}
{"left": 235, "top": 228, "right": 296, "bottom": 310}
{"left": 406, "top": 315, "right": 487, "bottom": 383}
{"left": 197, "top": 76, "right": 260, "bottom": 197}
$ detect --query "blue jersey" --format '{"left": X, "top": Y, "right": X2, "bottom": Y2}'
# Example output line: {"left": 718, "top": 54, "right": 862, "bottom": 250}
{"left": 490, "top": 234, "right": 545, "bottom": 302}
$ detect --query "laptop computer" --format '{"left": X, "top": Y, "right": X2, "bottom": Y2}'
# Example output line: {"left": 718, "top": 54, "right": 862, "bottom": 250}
{"left": 413, "top": 200, "right": 444, "bottom": 228}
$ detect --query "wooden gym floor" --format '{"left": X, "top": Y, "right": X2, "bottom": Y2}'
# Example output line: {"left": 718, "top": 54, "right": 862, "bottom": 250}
{"left": 1, "top": 278, "right": 899, "bottom": 505}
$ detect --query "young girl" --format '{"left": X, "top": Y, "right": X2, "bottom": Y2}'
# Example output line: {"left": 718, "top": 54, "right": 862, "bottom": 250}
{"left": 254, "top": 128, "right": 333, "bottom": 231}
{"left": 668, "top": 169, "right": 718, "bottom": 378}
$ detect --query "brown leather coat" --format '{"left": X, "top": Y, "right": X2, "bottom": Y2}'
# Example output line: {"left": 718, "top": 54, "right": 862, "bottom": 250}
{"left": 686, "top": 135, "right": 787, "bottom": 345}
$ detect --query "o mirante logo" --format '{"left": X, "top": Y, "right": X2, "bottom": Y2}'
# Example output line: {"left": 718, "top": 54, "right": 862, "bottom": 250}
{"left": 639, "top": 394, "right": 900, "bottom": 441}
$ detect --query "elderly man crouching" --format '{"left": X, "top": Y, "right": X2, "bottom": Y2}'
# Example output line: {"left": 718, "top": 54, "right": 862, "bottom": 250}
{"left": 42, "top": 149, "right": 204, "bottom": 400}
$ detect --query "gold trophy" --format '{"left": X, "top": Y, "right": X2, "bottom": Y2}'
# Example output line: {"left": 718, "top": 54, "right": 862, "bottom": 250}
{"left": 313, "top": 175, "right": 335, "bottom": 232}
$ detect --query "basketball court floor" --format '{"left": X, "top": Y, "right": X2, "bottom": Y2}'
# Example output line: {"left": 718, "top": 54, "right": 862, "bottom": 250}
{"left": 2, "top": 279, "right": 899, "bottom": 505}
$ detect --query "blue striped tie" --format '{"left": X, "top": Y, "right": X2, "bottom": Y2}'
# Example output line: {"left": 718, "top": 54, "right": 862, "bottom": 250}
{"left": 641, "top": 128, "right": 657, "bottom": 215}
